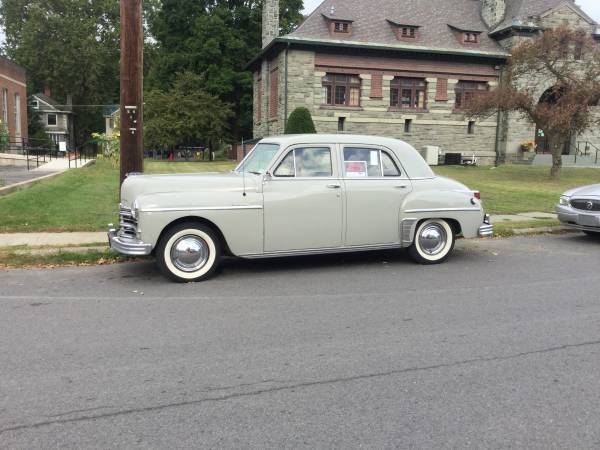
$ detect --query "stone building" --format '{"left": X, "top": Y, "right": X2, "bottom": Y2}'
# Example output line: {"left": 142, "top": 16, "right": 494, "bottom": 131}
{"left": 0, "top": 56, "right": 28, "bottom": 150}
{"left": 249, "top": 0, "right": 600, "bottom": 164}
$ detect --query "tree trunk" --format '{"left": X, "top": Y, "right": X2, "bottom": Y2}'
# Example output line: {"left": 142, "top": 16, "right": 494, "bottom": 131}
{"left": 548, "top": 134, "right": 565, "bottom": 179}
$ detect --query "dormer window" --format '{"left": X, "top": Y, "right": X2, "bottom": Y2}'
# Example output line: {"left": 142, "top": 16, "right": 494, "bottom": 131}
{"left": 401, "top": 27, "right": 417, "bottom": 38}
{"left": 334, "top": 22, "right": 349, "bottom": 33}
{"left": 464, "top": 32, "right": 479, "bottom": 43}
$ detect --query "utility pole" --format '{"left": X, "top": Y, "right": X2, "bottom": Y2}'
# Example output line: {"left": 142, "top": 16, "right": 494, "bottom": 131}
{"left": 119, "top": 0, "right": 144, "bottom": 185}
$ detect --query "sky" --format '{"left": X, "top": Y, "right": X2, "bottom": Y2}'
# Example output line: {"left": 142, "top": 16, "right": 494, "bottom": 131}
{"left": 302, "top": 0, "right": 600, "bottom": 22}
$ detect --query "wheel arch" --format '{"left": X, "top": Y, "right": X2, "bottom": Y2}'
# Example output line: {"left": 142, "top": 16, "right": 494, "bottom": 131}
{"left": 156, "top": 216, "right": 233, "bottom": 256}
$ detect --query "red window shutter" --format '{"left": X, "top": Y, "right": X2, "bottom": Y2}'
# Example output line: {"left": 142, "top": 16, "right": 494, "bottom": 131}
{"left": 269, "top": 68, "right": 278, "bottom": 118}
{"left": 257, "top": 78, "right": 262, "bottom": 122}
{"left": 435, "top": 78, "right": 448, "bottom": 102}
{"left": 370, "top": 73, "right": 383, "bottom": 98}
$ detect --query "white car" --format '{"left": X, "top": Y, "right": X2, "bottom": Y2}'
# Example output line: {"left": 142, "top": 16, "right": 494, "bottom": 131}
{"left": 109, "top": 134, "right": 493, "bottom": 282}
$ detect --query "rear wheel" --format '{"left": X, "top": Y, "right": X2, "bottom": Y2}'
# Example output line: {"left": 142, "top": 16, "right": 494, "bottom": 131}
{"left": 408, "top": 219, "right": 455, "bottom": 264}
{"left": 156, "top": 222, "right": 221, "bottom": 282}
{"left": 583, "top": 230, "right": 600, "bottom": 238}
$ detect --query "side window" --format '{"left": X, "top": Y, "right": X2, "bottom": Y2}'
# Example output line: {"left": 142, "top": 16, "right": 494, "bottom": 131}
{"left": 274, "top": 151, "right": 295, "bottom": 177}
{"left": 381, "top": 151, "right": 401, "bottom": 176}
{"left": 343, "top": 147, "right": 401, "bottom": 177}
{"left": 273, "top": 147, "right": 333, "bottom": 177}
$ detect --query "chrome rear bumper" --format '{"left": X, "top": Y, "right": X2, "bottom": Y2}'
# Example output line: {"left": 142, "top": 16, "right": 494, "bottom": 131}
{"left": 478, "top": 214, "right": 494, "bottom": 237}
{"left": 108, "top": 224, "right": 152, "bottom": 256}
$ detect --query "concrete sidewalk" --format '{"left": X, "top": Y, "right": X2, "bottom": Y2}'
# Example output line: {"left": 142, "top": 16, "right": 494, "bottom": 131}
{"left": 0, "top": 232, "right": 107, "bottom": 247}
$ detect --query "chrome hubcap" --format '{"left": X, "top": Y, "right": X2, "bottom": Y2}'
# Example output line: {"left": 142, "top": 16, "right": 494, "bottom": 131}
{"left": 418, "top": 224, "right": 447, "bottom": 255}
{"left": 170, "top": 235, "right": 209, "bottom": 272}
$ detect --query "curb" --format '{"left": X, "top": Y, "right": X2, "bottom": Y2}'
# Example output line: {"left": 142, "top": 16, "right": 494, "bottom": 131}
{"left": 511, "top": 225, "right": 573, "bottom": 235}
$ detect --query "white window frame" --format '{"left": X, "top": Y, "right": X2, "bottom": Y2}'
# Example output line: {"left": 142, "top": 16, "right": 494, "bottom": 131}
{"left": 47, "top": 113, "right": 58, "bottom": 126}
{"left": 14, "top": 93, "right": 21, "bottom": 137}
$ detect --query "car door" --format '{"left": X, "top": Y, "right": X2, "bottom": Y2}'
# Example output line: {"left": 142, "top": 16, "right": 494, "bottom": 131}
{"left": 263, "top": 145, "right": 344, "bottom": 252}
{"left": 341, "top": 145, "right": 412, "bottom": 246}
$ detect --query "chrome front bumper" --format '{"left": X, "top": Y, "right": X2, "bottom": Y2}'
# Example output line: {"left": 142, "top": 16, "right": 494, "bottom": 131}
{"left": 478, "top": 214, "right": 494, "bottom": 237}
{"left": 108, "top": 224, "right": 152, "bottom": 256}
{"left": 556, "top": 204, "right": 600, "bottom": 232}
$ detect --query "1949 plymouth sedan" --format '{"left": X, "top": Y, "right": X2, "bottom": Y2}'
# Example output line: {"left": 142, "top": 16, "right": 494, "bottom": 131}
{"left": 556, "top": 184, "right": 600, "bottom": 236}
{"left": 109, "top": 135, "right": 493, "bottom": 282}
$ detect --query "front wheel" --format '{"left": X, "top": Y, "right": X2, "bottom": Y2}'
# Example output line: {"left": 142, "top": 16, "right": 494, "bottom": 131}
{"left": 408, "top": 219, "right": 455, "bottom": 264}
{"left": 156, "top": 222, "right": 221, "bottom": 282}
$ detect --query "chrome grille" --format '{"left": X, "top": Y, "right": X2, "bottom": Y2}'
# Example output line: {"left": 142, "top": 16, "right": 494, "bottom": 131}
{"left": 119, "top": 204, "right": 138, "bottom": 238}
{"left": 570, "top": 199, "right": 600, "bottom": 212}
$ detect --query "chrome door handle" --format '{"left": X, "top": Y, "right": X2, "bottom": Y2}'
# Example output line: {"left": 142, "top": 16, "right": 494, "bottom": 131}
{"left": 394, "top": 185, "right": 408, "bottom": 189}
{"left": 327, "top": 183, "right": 341, "bottom": 189}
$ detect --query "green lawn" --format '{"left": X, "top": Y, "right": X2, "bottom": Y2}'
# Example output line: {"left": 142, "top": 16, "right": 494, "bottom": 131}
{"left": 0, "top": 159, "right": 236, "bottom": 233}
{"left": 434, "top": 165, "right": 600, "bottom": 214}
{"left": 0, "top": 160, "right": 598, "bottom": 233}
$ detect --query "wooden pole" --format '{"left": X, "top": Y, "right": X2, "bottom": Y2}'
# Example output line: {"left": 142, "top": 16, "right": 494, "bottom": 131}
{"left": 119, "top": 0, "right": 144, "bottom": 185}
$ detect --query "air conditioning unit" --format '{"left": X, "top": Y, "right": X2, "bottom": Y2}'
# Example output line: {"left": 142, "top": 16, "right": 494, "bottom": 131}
{"left": 419, "top": 146, "right": 440, "bottom": 166}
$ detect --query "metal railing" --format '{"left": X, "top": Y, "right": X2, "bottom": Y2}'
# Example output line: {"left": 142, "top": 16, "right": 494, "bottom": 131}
{"left": 575, "top": 141, "right": 600, "bottom": 165}
{"left": 1, "top": 138, "right": 96, "bottom": 170}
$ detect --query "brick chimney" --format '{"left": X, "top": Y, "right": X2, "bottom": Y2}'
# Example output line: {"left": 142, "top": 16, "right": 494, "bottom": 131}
{"left": 262, "top": 0, "right": 279, "bottom": 48}
{"left": 481, "top": 0, "right": 506, "bottom": 29}
{"left": 44, "top": 86, "right": 52, "bottom": 98}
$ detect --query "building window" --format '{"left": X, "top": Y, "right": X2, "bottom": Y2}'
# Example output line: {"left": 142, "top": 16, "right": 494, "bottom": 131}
{"left": 2, "top": 89, "right": 7, "bottom": 125}
{"left": 468, "top": 121, "right": 476, "bottom": 134}
{"left": 32, "top": 100, "right": 39, "bottom": 109}
{"left": 464, "top": 32, "right": 479, "bottom": 43}
{"left": 322, "top": 74, "right": 361, "bottom": 107}
{"left": 404, "top": 119, "right": 412, "bottom": 133}
{"left": 455, "top": 81, "right": 488, "bottom": 110}
{"left": 14, "top": 93, "right": 21, "bottom": 137}
{"left": 47, "top": 113, "right": 57, "bottom": 126}
{"left": 390, "top": 78, "right": 427, "bottom": 109}
{"left": 333, "top": 22, "right": 350, "bottom": 33}
{"left": 401, "top": 27, "right": 416, "bottom": 38}
{"left": 338, "top": 117, "right": 345, "bottom": 131}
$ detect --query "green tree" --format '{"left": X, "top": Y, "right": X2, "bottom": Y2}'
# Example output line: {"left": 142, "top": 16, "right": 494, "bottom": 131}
{"left": 144, "top": 72, "right": 233, "bottom": 159}
{"left": 27, "top": 105, "right": 53, "bottom": 148}
{"left": 285, "top": 107, "right": 316, "bottom": 134}
{"left": 147, "top": 0, "right": 304, "bottom": 142}
{"left": 0, "top": 0, "right": 120, "bottom": 145}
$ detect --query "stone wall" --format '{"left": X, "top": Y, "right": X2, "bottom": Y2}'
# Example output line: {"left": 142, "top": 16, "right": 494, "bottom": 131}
{"left": 481, "top": 0, "right": 506, "bottom": 29}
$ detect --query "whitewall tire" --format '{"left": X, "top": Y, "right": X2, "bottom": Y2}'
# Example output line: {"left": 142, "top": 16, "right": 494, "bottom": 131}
{"left": 156, "top": 222, "right": 221, "bottom": 282}
{"left": 408, "top": 219, "right": 455, "bottom": 264}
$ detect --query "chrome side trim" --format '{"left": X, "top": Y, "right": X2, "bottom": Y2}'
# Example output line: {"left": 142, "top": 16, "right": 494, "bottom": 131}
{"left": 240, "top": 243, "right": 402, "bottom": 259}
{"left": 404, "top": 207, "right": 481, "bottom": 213}
{"left": 140, "top": 205, "right": 263, "bottom": 213}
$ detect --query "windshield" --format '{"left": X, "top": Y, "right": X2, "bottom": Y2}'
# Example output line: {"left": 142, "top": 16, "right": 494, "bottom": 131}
{"left": 235, "top": 143, "right": 280, "bottom": 174}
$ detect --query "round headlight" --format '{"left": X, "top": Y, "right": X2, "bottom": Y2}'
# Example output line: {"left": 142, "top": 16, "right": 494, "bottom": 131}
{"left": 559, "top": 196, "right": 570, "bottom": 206}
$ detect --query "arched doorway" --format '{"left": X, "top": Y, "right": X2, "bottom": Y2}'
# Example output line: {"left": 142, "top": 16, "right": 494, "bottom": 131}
{"left": 535, "top": 86, "right": 571, "bottom": 155}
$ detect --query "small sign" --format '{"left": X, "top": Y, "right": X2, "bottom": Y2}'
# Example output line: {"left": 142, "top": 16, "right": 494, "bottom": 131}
{"left": 59, "top": 141, "right": 67, "bottom": 152}
{"left": 344, "top": 161, "right": 368, "bottom": 177}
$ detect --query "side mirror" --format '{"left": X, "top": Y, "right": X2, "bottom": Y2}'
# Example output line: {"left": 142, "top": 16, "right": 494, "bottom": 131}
{"left": 263, "top": 171, "right": 272, "bottom": 182}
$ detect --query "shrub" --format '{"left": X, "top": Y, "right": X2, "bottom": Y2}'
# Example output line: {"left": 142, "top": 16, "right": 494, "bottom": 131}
{"left": 285, "top": 107, "right": 316, "bottom": 134}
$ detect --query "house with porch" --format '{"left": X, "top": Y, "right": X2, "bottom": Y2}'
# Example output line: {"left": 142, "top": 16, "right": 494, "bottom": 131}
{"left": 30, "top": 90, "right": 75, "bottom": 150}
{"left": 249, "top": 0, "right": 600, "bottom": 164}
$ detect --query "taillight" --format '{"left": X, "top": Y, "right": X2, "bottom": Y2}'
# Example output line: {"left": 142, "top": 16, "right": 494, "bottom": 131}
{"left": 473, "top": 191, "right": 481, "bottom": 200}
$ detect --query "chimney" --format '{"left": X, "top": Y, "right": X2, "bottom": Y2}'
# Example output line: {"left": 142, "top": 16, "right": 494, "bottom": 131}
{"left": 481, "top": 0, "right": 506, "bottom": 29}
{"left": 44, "top": 86, "right": 52, "bottom": 98}
{"left": 262, "top": 0, "right": 280, "bottom": 48}
{"left": 66, "top": 94, "right": 73, "bottom": 106}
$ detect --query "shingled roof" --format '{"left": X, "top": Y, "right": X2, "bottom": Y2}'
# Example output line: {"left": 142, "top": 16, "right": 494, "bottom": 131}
{"left": 287, "top": 0, "right": 596, "bottom": 55}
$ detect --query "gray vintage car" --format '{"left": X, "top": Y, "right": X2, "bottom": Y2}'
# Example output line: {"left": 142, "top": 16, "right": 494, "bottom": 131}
{"left": 556, "top": 184, "right": 600, "bottom": 235}
{"left": 109, "top": 134, "right": 493, "bottom": 282}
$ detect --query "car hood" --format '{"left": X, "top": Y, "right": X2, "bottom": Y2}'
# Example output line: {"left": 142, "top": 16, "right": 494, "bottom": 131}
{"left": 563, "top": 184, "right": 600, "bottom": 198}
{"left": 120, "top": 172, "right": 259, "bottom": 207}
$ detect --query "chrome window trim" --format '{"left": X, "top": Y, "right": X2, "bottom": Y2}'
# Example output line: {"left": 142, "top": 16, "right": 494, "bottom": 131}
{"left": 271, "top": 145, "right": 335, "bottom": 179}
{"left": 340, "top": 144, "right": 405, "bottom": 179}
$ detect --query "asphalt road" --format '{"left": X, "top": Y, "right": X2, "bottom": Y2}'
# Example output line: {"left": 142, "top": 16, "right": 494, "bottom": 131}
{"left": 1, "top": 233, "right": 600, "bottom": 449}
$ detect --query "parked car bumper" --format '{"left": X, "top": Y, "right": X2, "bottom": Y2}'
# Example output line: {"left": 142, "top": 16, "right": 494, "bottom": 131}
{"left": 556, "top": 204, "right": 600, "bottom": 232}
{"left": 108, "top": 224, "right": 153, "bottom": 256}
{"left": 478, "top": 214, "right": 493, "bottom": 237}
